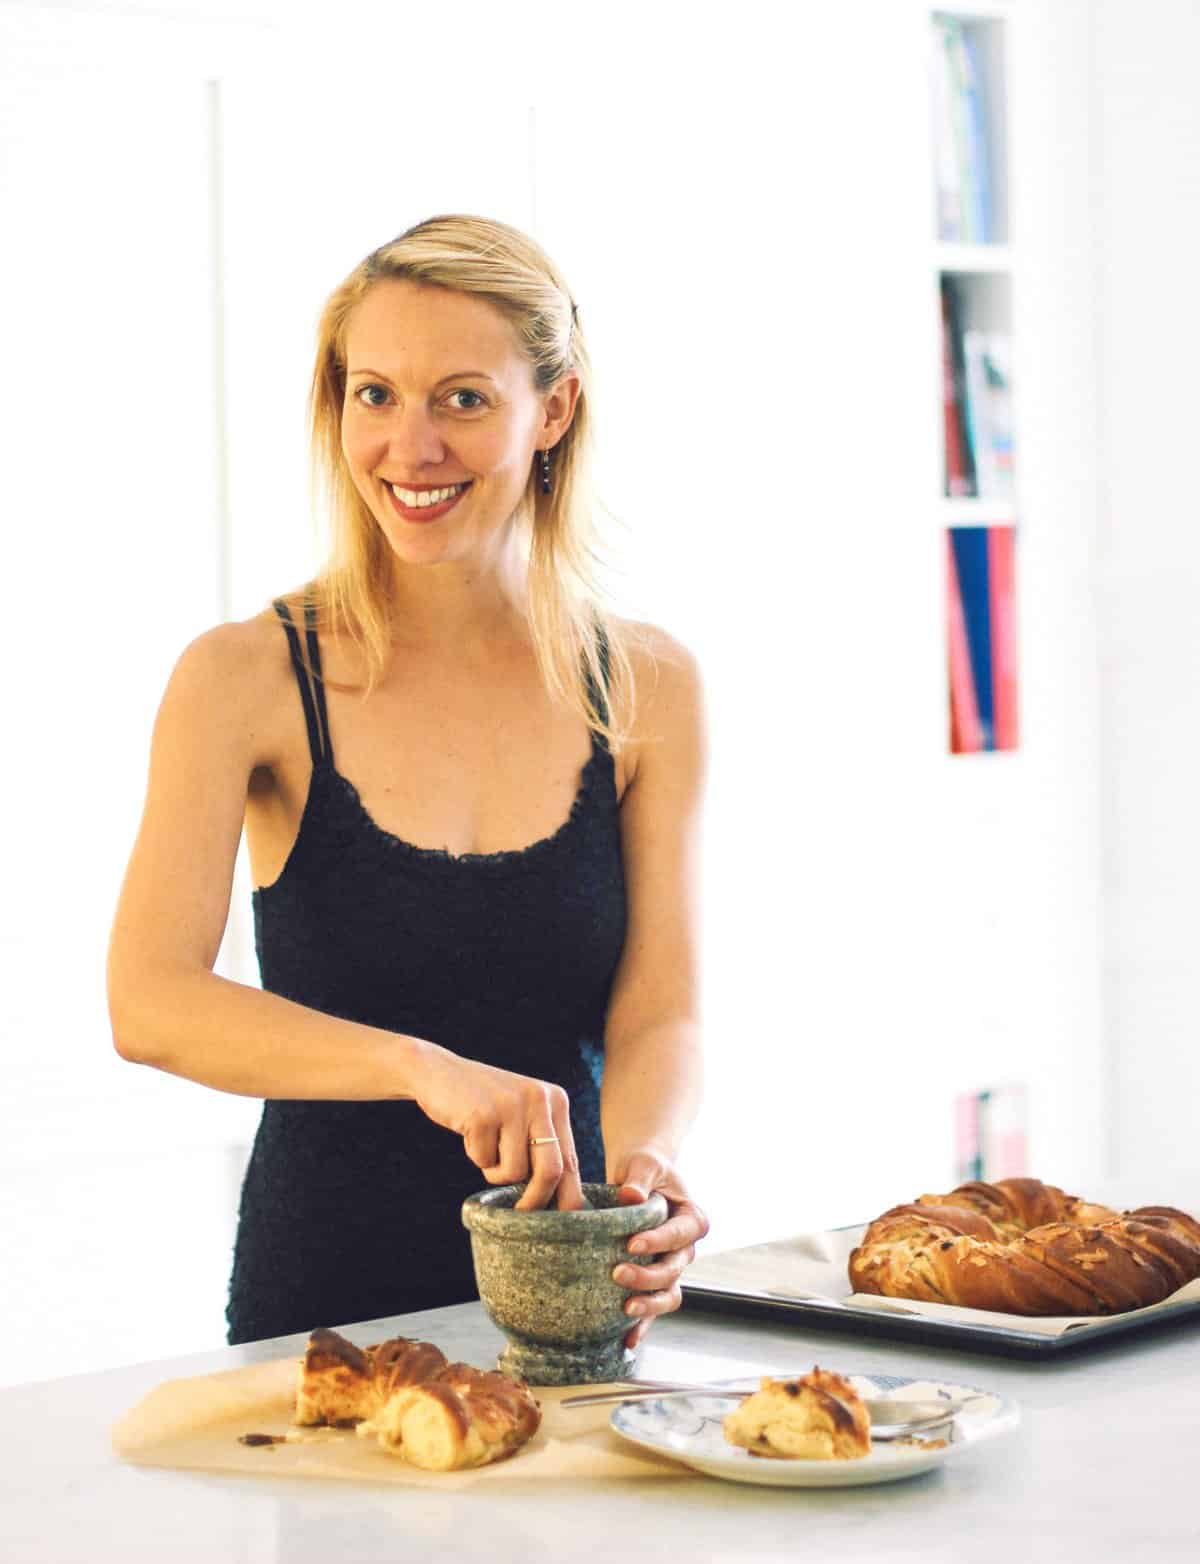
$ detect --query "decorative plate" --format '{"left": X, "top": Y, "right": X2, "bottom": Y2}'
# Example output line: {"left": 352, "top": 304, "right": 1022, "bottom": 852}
{"left": 610, "top": 1372, "right": 1019, "bottom": 1488}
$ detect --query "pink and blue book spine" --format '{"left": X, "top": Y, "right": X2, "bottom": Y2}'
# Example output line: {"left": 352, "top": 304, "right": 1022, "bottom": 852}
{"left": 946, "top": 525, "right": 1018, "bottom": 753}
{"left": 956, "top": 1085, "right": 1028, "bottom": 1183}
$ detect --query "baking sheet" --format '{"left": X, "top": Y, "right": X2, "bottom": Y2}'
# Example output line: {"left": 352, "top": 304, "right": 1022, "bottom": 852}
{"left": 682, "top": 1225, "right": 1200, "bottom": 1358}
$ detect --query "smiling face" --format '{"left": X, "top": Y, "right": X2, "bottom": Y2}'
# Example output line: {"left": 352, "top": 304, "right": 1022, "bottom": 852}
{"left": 339, "top": 278, "right": 577, "bottom": 575}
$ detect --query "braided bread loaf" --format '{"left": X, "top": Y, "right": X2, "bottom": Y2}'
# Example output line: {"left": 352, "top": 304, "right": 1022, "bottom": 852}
{"left": 849, "top": 1178, "right": 1200, "bottom": 1315}
{"left": 294, "top": 1329, "right": 541, "bottom": 1469}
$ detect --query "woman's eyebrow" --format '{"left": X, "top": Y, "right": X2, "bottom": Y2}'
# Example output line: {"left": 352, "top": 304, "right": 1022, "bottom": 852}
{"left": 347, "top": 366, "right": 498, "bottom": 385}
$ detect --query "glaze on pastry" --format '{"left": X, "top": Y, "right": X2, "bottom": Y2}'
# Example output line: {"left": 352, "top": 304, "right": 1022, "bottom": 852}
{"left": 293, "top": 1329, "right": 540, "bottom": 1470}
{"left": 723, "top": 1367, "right": 871, "bottom": 1460}
{"left": 849, "top": 1178, "right": 1200, "bottom": 1315}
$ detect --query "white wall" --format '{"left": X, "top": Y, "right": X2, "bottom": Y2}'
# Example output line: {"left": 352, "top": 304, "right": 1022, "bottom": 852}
{"left": 534, "top": 0, "right": 1108, "bottom": 1240}
{"left": 0, "top": 0, "right": 1161, "bottom": 1385}
{"left": 0, "top": 5, "right": 272, "bottom": 1385}
{"left": 1093, "top": 0, "right": 1200, "bottom": 1184}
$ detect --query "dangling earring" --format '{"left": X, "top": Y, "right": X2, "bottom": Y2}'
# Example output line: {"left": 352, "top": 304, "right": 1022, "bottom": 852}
{"left": 539, "top": 447, "right": 552, "bottom": 495}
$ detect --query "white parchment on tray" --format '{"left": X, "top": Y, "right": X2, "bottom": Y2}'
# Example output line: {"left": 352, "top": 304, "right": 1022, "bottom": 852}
{"left": 111, "top": 1356, "right": 690, "bottom": 1488}
{"left": 683, "top": 1225, "right": 1200, "bottom": 1338}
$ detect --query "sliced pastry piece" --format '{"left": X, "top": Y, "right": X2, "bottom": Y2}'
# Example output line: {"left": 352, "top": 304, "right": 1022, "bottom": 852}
{"left": 293, "top": 1328, "right": 376, "bottom": 1427}
{"left": 368, "top": 1337, "right": 450, "bottom": 1404}
{"left": 294, "top": 1329, "right": 448, "bottom": 1427}
{"left": 723, "top": 1367, "right": 871, "bottom": 1461}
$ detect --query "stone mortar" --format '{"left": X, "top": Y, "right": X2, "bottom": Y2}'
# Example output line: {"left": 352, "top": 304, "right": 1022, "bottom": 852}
{"left": 461, "top": 1182, "right": 668, "bottom": 1386}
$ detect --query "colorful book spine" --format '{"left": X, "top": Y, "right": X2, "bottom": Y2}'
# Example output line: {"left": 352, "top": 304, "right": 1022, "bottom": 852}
{"left": 955, "top": 1090, "right": 983, "bottom": 1183}
{"left": 983, "top": 335, "right": 1015, "bottom": 495}
{"left": 956, "top": 1085, "right": 1028, "bottom": 1182}
{"left": 957, "top": 27, "right": 993, "bottom": 243}
{"left": 983, "top": 1084, "right": 1028, "bottom": 1181}
{"left": 950, "top": 527, "right": 995, "bottom": 749}
{"left": 932, "top": 16, "right": 994, "bottom": 245}
{"left": 946, "top": 525, "right": 1019, "bottom": 755}
{"left": 931, "top": 17, "right": 964, "bottom": 241}
{"left": 946, "top": 532, "right": 984, "bottom": 753}
{"left": 941, "top": 277, "right": 976, "bottom": 497}
{"left": 987, "top": 526, "right": 1019, "bottom": 749}
{"left": 961, "top": 329, "right": 992, "bottom": 493}
{"left": 962, "top": 329, "right": 1015, "bottom": 499}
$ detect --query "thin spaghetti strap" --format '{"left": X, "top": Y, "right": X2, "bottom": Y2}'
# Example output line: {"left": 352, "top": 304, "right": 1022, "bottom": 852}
{"left": 301, "top": 598, "right": 334, "bottom": 764}
{"left": 272, "top": 599, "right": 331, "bottom": 767}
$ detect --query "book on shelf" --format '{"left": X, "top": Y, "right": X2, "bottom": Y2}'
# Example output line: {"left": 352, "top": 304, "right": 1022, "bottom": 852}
{"left": 940, "top": 276, "right": 1014, "bottom": 500}
{"left": 931, "top": 13, "right": 965, "bottom": 241}
{"left": 946, "top": 525, "right": 1018, "bottom": 755}
{"left": 946, "top": 531, "right": 985, "bottom": 754}
{"left": 932, "top": 15, "right": 995, "bottom": 245}
{"left": 987, "top": 525, "right": 1019, "bottom": 749}
{"left": 940, "top": 276, "right": 976, "bottom": 497}
{"left": 950, "top": 527, "right": 995, "bottom": 749}
{"left": 962, "top": 330, "right": 1014, "bottom": 499}
{"left": 955, "top": 1084, "right": 1028, "bottom": 1183}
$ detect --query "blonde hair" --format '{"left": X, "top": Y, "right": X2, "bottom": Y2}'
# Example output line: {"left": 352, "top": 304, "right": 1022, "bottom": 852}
{"left": 288, "top": 212, "right": 635, "bottom": 751}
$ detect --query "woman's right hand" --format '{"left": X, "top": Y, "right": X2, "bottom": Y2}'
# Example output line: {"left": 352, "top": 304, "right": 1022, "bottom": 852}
{"left": 410, "top": 1041, "right": 585, "bottom": 1212}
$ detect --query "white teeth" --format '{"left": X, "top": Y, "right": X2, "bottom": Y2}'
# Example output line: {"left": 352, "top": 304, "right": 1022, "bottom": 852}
{"left": 390, "top": 482, "right": 466, "bottom": 507}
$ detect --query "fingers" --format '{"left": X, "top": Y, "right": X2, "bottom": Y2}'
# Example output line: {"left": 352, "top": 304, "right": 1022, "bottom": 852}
{"left": 627, "top": 1199, "right": 710, "bottom": 1259}
{"left": 624, "top": 1316, "right": 653, "bottom": 1351}
{"left": 496, "top": 1083, "right": 579, "bottom": 1212}
{"left": 463, "top": 1121, "right": 500, "bottom": 1173}
{"left": 623, "top": 1283, "right": 682, "bottom": 1344}
{"left": 550, "top": 1089, "right": 585, "bottom": 1211}
{"left": 613, "top": 1149, "right": 662, "bottom": 1205}
{"left": 597, "top": 1153, "right": 709, "bottom": 1352}
{"left": 514, "top": 1126, "right": 564, "bottom": 1211}
{"left": 428, "top": 1052, "right": 585, "bottom": 1208}
{"left": 614, "top": 1243, "right": 695, "bottom": 1296}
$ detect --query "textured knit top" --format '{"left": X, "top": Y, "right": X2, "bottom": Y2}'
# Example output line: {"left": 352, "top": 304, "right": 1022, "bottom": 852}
{"left": 225, "top": 600, "right": 627, "bottom": 1345}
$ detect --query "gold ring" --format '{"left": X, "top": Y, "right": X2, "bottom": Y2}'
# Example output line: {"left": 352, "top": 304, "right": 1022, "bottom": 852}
{"left": 530, "top": 1135, "right": 559, "bottom": 1146}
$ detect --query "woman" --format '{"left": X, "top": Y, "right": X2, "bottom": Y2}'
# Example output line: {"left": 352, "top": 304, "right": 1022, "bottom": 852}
{"left": 107, "top": 214, "right": 708, "bottom": 1349}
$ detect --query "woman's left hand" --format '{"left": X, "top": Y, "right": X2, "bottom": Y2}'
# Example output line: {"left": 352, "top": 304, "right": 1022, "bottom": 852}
{"left": 610, "top": 1150, "right": 709, "bottom": 1349}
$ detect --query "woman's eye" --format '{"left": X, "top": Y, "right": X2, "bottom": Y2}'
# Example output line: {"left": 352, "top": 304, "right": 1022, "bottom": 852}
{"left": 448, "top": 389, "right": 486, "bottom": 411}
{"left": 354, "top": 384, "right": 390, "bottom": 408}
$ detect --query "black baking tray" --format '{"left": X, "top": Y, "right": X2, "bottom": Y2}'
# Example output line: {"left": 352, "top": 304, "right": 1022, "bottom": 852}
{"left": 680, "top": 1225, "right": 1200, "bottom": 1360}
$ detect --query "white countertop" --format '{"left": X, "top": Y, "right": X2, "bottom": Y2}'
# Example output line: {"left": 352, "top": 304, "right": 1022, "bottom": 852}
{"left": 1, "top": 1292, "right": 1197, "bottom": 1563}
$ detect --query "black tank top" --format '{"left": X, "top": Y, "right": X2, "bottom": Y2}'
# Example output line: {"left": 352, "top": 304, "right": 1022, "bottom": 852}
{"left": 225, "top": 600, "right": 626, "bottom": 1345}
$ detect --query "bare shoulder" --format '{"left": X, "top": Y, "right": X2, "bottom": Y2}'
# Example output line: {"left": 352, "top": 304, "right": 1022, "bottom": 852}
{"left": 613, "top": 617, "right": 704, "bottom": 723}
{"left": 165, "top": 609, "right": 288, "bottom": 702}
{"left": 609, "top": 617, "right": 706, "bottom": 785}
{"left": 158, "top": 608, "right": 294, "bottom": 768}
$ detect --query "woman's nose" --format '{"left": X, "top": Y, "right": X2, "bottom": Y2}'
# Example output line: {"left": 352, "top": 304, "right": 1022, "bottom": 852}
{"left": 383, "top": 407, "right": 446, "bottom": 468}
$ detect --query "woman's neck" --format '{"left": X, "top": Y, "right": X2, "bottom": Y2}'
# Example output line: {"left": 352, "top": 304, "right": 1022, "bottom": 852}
{"left": 384, "top": 546, "right": 530, "bottom": 655}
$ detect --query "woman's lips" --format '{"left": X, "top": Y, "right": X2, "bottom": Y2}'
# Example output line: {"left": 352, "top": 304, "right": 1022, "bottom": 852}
{"left": 384, "top": 482, "right": 471, "bottom": 524}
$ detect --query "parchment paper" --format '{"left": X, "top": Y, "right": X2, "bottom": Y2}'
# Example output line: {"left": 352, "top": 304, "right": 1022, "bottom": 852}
{"left": 685, "top": 1225, "right": 1200, "bottom": 1337}
{"left": 111, "top": 1356, "right": 690, "bottom": 1488}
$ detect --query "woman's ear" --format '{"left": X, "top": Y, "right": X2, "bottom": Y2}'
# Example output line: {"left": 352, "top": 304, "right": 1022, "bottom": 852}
{"left": 541, "top": 369, "right": 582, "bottom": 447}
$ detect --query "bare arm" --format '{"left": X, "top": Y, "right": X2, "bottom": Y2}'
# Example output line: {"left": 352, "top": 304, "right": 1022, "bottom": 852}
{"left": 600, "top": 629, "right": 710, "bottom": 1340}
{"left": 106, "top": 623, "right": 582, "bottom": 1207}
{"left": 106, "top": 623, "right": 409, "bottom": 1097}
{"left": 602, "top": 629, "right": 707, "bottom": 1167}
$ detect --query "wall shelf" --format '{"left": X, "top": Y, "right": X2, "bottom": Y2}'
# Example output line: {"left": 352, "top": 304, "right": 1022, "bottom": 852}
{"left": 941, "top": 497, "right": 1017, "bottom": 526}
{"left": 936, "top": 242, "right": 1012, "bottom": 273}
{"left": 934, "top": 7, "right": 1018, "bottom": 760}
